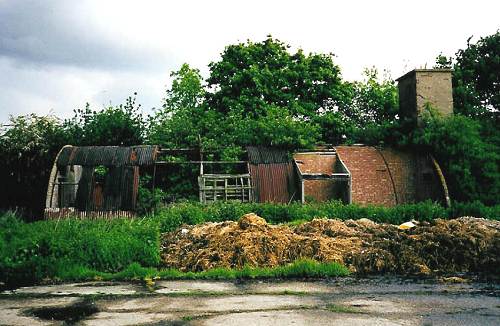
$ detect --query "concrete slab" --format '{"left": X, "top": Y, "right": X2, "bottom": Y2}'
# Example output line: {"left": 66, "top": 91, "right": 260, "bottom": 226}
{"left": 83, "top": 311, "right": 175, "bottom": 326}
{"left": 5, "top": 282, "right": 139, "bottom": 296}
{"left": 0, "top": 297, "right": 80, "bottom": 326}
{"left": 0, "top": 278, "right": 498, "bottom": 325}
{"left": 105, "top": 294, "right": 320, "bottom": 313}
{"left": 155, "top": 280, "right": 239, "bottom": 294}
{"left": 198, "top": 310, "right": 418, "bottom": 326}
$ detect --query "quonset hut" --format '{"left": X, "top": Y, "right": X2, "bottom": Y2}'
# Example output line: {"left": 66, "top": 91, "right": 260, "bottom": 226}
{"left": 45, "top": 145, "right": 158, "bottom": 219}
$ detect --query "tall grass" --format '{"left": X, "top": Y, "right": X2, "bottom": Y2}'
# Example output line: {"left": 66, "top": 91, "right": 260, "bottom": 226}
{"left": 152, "top": 200, "right": 440, "bottom": 232}
{"left": 0, "top": 212, "right": 160, "bottom": 286}
{"left": 152, "top": 200, "right": 498, "bottom": 232}
{"left": 52, "top": 259, "right": 350, "bottom": 282}
{"left": 1, "top": 199, "right": 497, "bottom": 286}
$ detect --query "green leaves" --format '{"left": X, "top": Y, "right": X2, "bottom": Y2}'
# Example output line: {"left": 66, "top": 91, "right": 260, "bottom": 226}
{"left": 446, "top": 31, "right": 500, "bottom": 119}
{"left": 411, "top": 114, "right": 499, "bottom": 204}
{"left": 65, "top": 95, "right": 145, "bottom": 146}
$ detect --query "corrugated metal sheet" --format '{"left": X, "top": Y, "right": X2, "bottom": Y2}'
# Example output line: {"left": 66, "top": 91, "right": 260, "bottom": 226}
{"left": 72, "top": 165, "right": 140, "bottom": 212}
{"left": 247, "top": 146, "right": 298, "bottom": 203}
{"left": 57, "top": 145, "right": 158, "bottom": 167}
{"left": 247, "top": 146, "right": 291, "bottom": 164}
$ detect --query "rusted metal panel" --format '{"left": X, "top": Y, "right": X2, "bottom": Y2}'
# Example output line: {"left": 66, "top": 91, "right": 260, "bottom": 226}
{"left": 56, "top": 147, "right": 75, "bottom": 167}
{"left": 246, "top": 147, "right": 298, "bottom": 204}
{"left": 75, "top": 167, "right": 94, "bottom": 210}
{"left": 130, "top": 146, "right": 158, "bottom": 166}
{"left": 249, "top": 162, "right": 297, "bottom": 203}
{"left": 57, "top": 145, "right": 158, "bottom": 167}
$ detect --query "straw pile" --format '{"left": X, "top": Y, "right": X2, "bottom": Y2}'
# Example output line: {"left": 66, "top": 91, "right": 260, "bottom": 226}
{"left": 161, "top": 214, "right": 500, "bottom": 275}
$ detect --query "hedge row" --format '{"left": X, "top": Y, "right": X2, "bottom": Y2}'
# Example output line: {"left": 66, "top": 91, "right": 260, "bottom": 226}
{"left": 153, "top": 200, "right": 499, "bottom": 232}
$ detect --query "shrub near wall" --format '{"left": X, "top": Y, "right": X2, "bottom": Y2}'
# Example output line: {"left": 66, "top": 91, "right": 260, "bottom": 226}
{"left": 447, "top": 201, "right": 500, "bottom": 220}
{"left": 154, "top": 200, "right": 499, "bottom": 233}
{"left": 0, "top": 212, "right": 160, "bottom": 286}
{"left": 154, "top": 201, "right": 450, "bottom": 232}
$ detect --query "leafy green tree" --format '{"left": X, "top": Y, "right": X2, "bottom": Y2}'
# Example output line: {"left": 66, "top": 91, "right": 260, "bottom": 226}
{"left": 434, "top": 53, "right": 453, "bottom": 69}
{"left": 435, "top": 31, "right": 499, "bottom": 119}
{"left": 340, "top": 68, "right": 400, "bottom": 145}
{"left": 409, "top": 114, "right": 499, "bottom": 205}
{"left": 0, "top": 114, "right": 69, "bottom": 219}
{"left": 348, "top": 68, "right": 399, "bottom": 126}
{"left": 65, "top": 94, "right": 145, "bottom": 146}
{"left": 148, "top": 64, "right": 206, "bottom": 148}
{"left": 206, "top": 36, "right": 351, "bottom": 145}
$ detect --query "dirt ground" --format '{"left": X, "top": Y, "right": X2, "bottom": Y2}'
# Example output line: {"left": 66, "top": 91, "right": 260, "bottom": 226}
{"left": 161, "top": 214, "right": 500, "bottom": 276}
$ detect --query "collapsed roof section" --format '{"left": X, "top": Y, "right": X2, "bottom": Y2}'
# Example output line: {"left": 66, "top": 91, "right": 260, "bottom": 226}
{"left": 294, "top": 150, "right": 351, "bottom": 204}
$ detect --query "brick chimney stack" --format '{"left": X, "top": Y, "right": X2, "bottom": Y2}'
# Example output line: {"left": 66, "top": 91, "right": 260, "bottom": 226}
{"left": 396, "top": 69, "right": 453, "bottom": 124}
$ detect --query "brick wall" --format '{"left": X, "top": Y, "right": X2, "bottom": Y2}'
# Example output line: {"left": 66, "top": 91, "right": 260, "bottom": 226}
{"left": 378, "top": 148, "right": 416, "bottom": 204}
{"left": 336, "top": 146, "right": 446, "bottom": 206}
{"left": 335, "top": 146, "right": 396, "bottom": 206}
{"left": 295, "top": 153, "right": 339, "bottom": 202}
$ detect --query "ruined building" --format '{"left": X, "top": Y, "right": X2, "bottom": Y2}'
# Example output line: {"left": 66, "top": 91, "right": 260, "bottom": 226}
{"left": 45, "top": 69, "right": 452, "bottom": 218}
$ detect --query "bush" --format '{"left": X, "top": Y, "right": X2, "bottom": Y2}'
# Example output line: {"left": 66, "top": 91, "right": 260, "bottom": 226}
{"left": 448, "top": 201, "right": 500, "bottom": 220}
{"left": 152, "top": 200, "right": 500, "bottom": 232}
{"left": 152, "top": 200, "right": 451, "bottom": 232}
{"left": 0, "top": 212, "right": 160, "bottom": 286}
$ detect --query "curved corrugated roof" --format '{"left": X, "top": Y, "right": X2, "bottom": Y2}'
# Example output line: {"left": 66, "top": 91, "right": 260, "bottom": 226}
{"left": 56, "top": 145, "right": 158, "bottom": 167}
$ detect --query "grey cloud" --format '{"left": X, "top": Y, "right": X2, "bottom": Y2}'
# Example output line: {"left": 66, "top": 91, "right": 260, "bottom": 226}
{"left": 0, "top": 1, "right": 177, "bottom": 71}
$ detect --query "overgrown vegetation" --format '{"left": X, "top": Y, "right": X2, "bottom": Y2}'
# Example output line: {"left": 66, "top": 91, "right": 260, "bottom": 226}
{"left": 152, "top": 200, "right": 499, "bottom": 232}
{"left": 58, "top": 260, "right": 349, "bottom": 282}
{"left": 0, "top": 212, "right": 159, "bottom": 286}
{"left": 0, "top": 209, "right": 352, "bottom": 285}
{"left": 1, "top": 198, "right": 498, "bottom": 286}
{"left": 152, "top": 200, "right": 446, "bottom": 232}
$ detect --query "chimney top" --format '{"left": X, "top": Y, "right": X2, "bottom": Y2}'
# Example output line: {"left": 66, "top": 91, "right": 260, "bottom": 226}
{"left": 397, "top": 69, "right": 454, "bottom": 124}
{"left": 396, "top": 68, "right": 453, "bottom": 82}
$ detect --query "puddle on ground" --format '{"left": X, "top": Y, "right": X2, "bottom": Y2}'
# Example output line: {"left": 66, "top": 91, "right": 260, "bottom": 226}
{"left": 26, "top": 300, "right": 98, "bottom": 324}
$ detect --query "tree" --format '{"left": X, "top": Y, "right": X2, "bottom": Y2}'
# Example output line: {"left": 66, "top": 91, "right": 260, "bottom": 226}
{"left": 437, "top": 31, "right": 500, "bottom": 119}
{"left": 65, "top": 94, "right": 145, "bottom": 146}
{"left": 148, "top": 64, "right": 206, "bottom": 148}
{"left": 0, "top": 114, "right": 69, "bottom": 219}
{"left": 408, "top": 114, "right": 499, "bottom": 205}
{"left": 340, "top": 68, "right": 400, "bottom": 145}
{"left": 206, "top": 36, "right": 351, "bottom": 145}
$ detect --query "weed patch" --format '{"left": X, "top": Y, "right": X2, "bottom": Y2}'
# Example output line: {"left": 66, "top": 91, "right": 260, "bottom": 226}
{"left": 0, "top": 213, "right": 160, "bottom": 286}
{"left": 326, "top": 304, "right": 363, "bottom": 314}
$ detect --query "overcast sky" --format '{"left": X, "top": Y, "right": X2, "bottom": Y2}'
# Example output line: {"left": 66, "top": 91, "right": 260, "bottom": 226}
{"left": 0, "top": 0, "right": 498, "bottom": 123}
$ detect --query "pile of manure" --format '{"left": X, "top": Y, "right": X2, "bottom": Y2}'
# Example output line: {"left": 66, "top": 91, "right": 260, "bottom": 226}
{"left": 161, "top": 213, "right": 500, "bottom": 276}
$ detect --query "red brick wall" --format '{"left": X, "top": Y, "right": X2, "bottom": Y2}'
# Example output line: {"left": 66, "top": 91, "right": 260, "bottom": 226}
{"left": 294, "top": 153, "right": 338, "bottom": 203}
{"left": 336, "top": 146, "right": 446, "bottom": 206}
{"left": 335, "top": 146, "right": 396, "bottom": 206}
{"left": 294, "top": 153, "right": 336, "bottom": 174}
{"left": 303, "top": 179, "right": 336, "bottom": 202}
{"left": 378, "top": 148, "right": 416, "bottom": 204}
